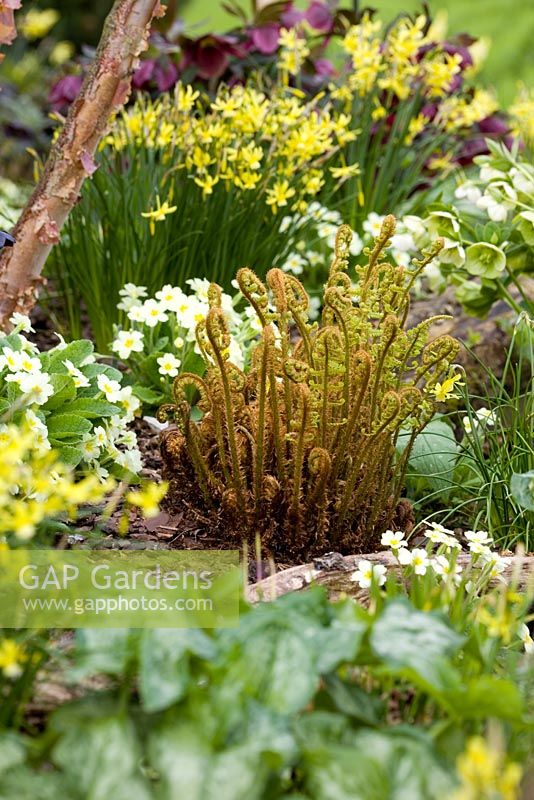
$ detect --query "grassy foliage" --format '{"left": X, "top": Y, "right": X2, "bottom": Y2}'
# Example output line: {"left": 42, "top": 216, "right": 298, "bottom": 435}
{"left": 159, "top": 217, "right": 459, "bottom": 557}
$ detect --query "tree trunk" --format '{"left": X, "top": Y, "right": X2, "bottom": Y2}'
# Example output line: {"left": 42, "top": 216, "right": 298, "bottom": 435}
{"left": 0, "top": 0, "right": 165, "bottom": 327}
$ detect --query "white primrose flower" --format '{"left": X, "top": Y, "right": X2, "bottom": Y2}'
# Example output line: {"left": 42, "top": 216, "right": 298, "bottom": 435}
{"left": 141, "top": 299, "right": 169, "bottom": 328}
{"left": 9, "top": 312, "right": 34, "bottom": 333}
{"left": 279, "top": 215, "right": 294, "bottom": 233}
{"left": 391, "top": 232, "right": 415, "bottom": 252}
{"left": 63, "top": 358, "right": 90, "bottom": 388}
{"left": 410, "top": 548, "right": 429, "bottom": 575}
{"left": 81, "top": 437, "right": 101, "bottom": 460}
{"left": 462, "top": 415, "right": 475, "bottom": 435}
{"left": 174, "top": 336, "right": 184, "bottom": 349}
{"left": 24, "top": 409, "right": 47, "bottom": 434}
{"left": 431, "top": 554, "right": 462, "bottom": 583}
{"left": 363, "top": 212, "right": 385, "bottom": 237}
{"left": 116, "top": 386, "right": 141, "bottom": 420}
{"left": 467, "top": 541, "right": 492, "bottom": 557}
{"left": 475, "top": 407, "right": 496, "bottom": 427}
{"left": 94, "top": 465, "right": 110, "bottom": 483}
{"left": 17, "top": 352, "right": 42, "bottom": 374}
{"left": 186, "top": 278, "right": 211, "bottom": 303}
{"left": 115, "top": 448, "right": 142, "bottom": 473}
{"left": 425, "top": 521, "right": 461, "bottom": 549}
{"left": 155, "top": 284, "right": 187, "bottom": 312}
{"left": 228, "top": 338, "right": 244, "bottom": 370}
{"left": 520, "top": 624, "right": 534, "bottom": 654}
{"left": 0, "top": 346, "right": 25, "bottom": 372}
{"left": 12, "top": 372, "right": 54, "bottom": 405}
{"left": 380, "top": 529, "right": 406, "bottom": 550}
{"left": 282, "top": 253, "right": 307, "bottom": 275}
{"left": 349, "top": 232, "right": 363, "bottom": 256}
{"left": 93, "top": 425, "right": 108, "bottom": 448}
{"left": 119, "top": 283, "right": 147, "bottom": 301}
{"left": 111, "top": 329, "right": 144, "bottom": 360}
{"left": 480, "top": 550, "right": 508, "bottom": 578}
{"left": 96, "top": 374, "right": 123, "bottom": 402}
{"left": 350, "top": 559, "right": 387, "bottom": 588}
{"left": 157, "top": 353, "right": 181, "bottom": 377}
{"left": 118, "top": 429, "right": 138, "bottom": 449}
{"left": 465, "top": 530, "right": 491, "bottom": 546}
{"left": 127, "top": 304, "right": 147, "bottom": 323}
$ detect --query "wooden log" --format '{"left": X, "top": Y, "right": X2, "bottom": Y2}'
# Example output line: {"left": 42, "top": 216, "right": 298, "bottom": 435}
{"left": 246, "top": 551, "right": 534, "bottom": 603}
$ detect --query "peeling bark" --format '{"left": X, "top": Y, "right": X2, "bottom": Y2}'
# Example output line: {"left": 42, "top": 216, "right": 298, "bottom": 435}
{"left": 0, "top": 0, "right": 166, "bottom": 327}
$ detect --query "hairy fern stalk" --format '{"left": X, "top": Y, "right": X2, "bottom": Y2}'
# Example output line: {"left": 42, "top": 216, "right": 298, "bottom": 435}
{"left": 159, "top": 216, "right": 459, "bottom": 558}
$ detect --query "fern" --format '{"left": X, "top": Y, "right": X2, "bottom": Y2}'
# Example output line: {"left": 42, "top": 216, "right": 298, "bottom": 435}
{"left": 159, "top": 216, "right": 459, "bottom": 558}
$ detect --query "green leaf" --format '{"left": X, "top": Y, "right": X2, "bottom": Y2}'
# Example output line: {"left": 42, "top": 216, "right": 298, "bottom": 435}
{"left": 47, "top": 340, "right": 94, "bottom": 371}
{"left": 444, "top": 676, "right": 525, "bottom": 721}
{"left": 132, "top": 384, "right": 164, "bottom": 405}
{"left": 138, "top": 629, "right": 216, "bottom": 713}
{"left": 66, "top": 398, "right": 120, "bottom": 419}
{"left": 52, "top": 710, "right": 151, "bottom": 800}
{"left": 370, "top": 599, "right": 464, "bottom": 691}
{"left": 55, "top": 445, "right": 84, "bottom": 467}
{"left": 397, "top": 417, "right": 458, "bottom": 494}
{"left": 41, "top": 374, "right": 76, "bottom": 411}
{"left": 510, "top": 470, "right": 534, "bottom": 510}
{"left": 71, "top": 630, "right": 138, "bottom": 679}
{"left": 46, "top": 414, "right": 92, "bottom": 440}
{"left": 0, "top": 733, "right": 25, "bottom": 776}
{"left": 300, "top": 728, "right": 455, "bottom": 800}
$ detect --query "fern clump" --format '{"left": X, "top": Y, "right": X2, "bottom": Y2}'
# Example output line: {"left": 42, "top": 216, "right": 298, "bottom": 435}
{"left": 159, "top": 216, "right": 459, "bottom": 559}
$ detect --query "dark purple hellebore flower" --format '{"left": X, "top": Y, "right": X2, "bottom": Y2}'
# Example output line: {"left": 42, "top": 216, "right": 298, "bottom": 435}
{"left": 305, "top": 1, "right": 333, "bottom": 33}
{"left": 181, "top": 34, "right": 246, "bottom": 81}
{"left": 478, "top": 114, "right": 509, "bottom": 136}
{"left": 250, "top": 23, "right": 280, "bottom": 55}
{"left": 281, "top": 3, "right": 305, "bottom": 27}
{"left": 49, "top": 74, "right": 83, "bottom": 111}
{"left": 314, "top": 57, "right": 336, "bottom": 77}
{"left": 132, "top": 59, "right": 156, "bottom": 89}
{"left": 153, "top": 61, "right": 179, "bottom": 92}
{"left": 0, "top": 231, "right": 15, "bottom": 248}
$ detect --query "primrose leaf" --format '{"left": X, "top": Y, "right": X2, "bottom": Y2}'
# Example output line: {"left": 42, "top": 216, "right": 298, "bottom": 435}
{"left": 510, "top": 470, "right": 534, "bottom": 510}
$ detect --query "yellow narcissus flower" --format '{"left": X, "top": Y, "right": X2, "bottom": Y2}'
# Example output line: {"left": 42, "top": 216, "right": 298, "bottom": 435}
{"left": 266, "top": 180, "right": 296, "bottom": 213}
{"left": 141, "top": 195, "right": 177, "bottom": 235}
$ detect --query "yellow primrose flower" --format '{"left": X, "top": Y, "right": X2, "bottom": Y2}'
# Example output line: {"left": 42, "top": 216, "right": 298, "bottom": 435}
{"left": 20, "top": 9, "right": 59, "bottom": 40}
{"left": 141, "top": 195, "right": 178, "bottom": 235}
{"left": 432, "top": 373, "right": 464, "bottom": 402}
{"left": 126, "top": 482, "right": 168, "bottom": 519}
{"left": 0, "top": 639, "right": 25, "bottom": 679}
